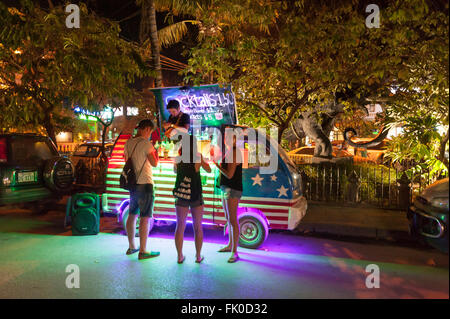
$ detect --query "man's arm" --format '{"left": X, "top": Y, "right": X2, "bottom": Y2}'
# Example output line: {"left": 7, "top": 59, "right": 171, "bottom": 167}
{"left": 147, "top": 144, "right": 159, "bottom": 167}
{"left": 123, "top": 143, "right": 128, "bottom": 160}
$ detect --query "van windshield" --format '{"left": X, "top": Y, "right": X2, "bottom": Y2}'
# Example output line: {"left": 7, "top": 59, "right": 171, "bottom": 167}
{"left": 74, "top": 145, "right": 101, "bottom": 157}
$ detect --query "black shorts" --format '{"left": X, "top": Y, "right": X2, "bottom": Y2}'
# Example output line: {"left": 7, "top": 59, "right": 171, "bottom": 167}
{"left": 129, "top": 184, "right": 154, "bottom": 217}
{"left": 175, "top": 195, "right": 204, "bottom": 209}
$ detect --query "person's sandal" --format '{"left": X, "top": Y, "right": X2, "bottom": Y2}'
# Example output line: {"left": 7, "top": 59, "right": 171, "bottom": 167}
{"left": 195, "top": 256, "right": 204, "bottom": 263}
{"left": 138, "top": 251, "right": 160, "bottom": 260}
{"left": 126, "top": 248, "right": 139, "bottom": 255}
{"left": 218, "top": 247, "right": 232, "bottom": 253}
{"left": 177, "top": 256, "right": 186, "bottom": 264}
{"left": 227, "top": 254, "right": 239, "bottom": 263}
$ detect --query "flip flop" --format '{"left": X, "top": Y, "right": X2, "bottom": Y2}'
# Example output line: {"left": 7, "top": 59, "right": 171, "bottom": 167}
{"left": 177, "top": 256, "right": 186, "bottom": 264}
{"left": 126, "top": 248, "right": 139, "bottom": 255}
{"left": 138, "top": 251, "right": 160, "bottom": 260}
{"left": 195, "top": 256, "right": 204, "bottom": 263}
{"left": 218, "top": 247, "right": 232, "bottom": 253}
{"left": 227, "top": 254, "right": 240, "bottom": 263}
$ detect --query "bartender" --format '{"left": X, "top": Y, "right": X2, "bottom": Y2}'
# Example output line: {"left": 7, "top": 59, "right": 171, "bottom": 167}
{"left": 162, "top": 100, "right": 190, "bottom": 137}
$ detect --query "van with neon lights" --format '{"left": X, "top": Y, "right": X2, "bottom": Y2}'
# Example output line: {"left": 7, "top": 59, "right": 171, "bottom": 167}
{"left": 101, "top": 85, "right": 307, "bottom": 249}
{"left": 0, "top": 133, "right": 75, "bottom": 213}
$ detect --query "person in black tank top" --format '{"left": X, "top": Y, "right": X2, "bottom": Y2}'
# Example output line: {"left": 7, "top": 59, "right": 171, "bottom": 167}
{"left": 213, "top": 135, "right": 243, "bottom": 263}
{"left": 173, "top": 134, "right": 211, "bottom": 264}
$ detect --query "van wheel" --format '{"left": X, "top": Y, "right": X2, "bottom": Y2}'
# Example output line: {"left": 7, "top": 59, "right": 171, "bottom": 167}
{"left": 121, "top": 206, "right": 154, "bottom": 237}
{"left": 238, "top": 215, "right": 269, "bottom": 249}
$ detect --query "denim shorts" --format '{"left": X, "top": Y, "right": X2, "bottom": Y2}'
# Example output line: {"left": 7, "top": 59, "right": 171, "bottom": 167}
{"left": 220, "top": 186, "right": 242, "bottom": 199}
{"left": 175, "top": 195, "right": 204, "bottom": 209}
{"left": 129, "top": 184, "right": 155, "bottom": 217}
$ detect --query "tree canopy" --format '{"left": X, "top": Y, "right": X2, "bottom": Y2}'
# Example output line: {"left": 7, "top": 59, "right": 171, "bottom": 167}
{"left": 0, "top": 0, "right": 151, "bottom": 143}
{"left": 180, "top": 0, "right": 448, "bottom": 162}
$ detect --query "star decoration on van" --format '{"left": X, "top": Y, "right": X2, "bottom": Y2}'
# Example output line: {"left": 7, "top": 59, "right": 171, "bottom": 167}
{"left": 251, "top": 173, "right": 264, "bottom": 186}
{"left": 270, "top": 175, "right": 277, "bottom": 182}
{"left": 277, "top": 185, "right": 288, "bottom": 197}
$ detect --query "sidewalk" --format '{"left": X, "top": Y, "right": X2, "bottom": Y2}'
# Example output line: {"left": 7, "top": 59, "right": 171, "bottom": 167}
{"left": 296, "top": 202, "right": 412, "bottom": 242}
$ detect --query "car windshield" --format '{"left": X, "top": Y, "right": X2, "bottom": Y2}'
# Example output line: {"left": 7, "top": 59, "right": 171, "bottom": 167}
{"left": 10, "top": 136, "right": 58, "bottom": 166}
{"left": 74, "top": 145, "right": 101, "bottom": 157}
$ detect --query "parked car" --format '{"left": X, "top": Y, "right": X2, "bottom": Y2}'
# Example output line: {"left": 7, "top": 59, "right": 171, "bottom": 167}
{"left": 0, "top": 133, "right": 74, "bottom": 213}
{"left": 407, "top": 178, "right": 449, "bottom": 253}
{"left": 71, "top": 142, "right": 113, "bottom": 186}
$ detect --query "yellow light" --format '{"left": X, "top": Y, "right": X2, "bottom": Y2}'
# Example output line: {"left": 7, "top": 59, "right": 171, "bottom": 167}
{"left": 13, "top": 49, "right": 22, "bottom": 55}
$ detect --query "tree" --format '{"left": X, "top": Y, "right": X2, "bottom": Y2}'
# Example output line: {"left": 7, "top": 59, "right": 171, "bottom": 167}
{"left": 138, "top": 0, "right": 205, "bottom": 88}
{"left": 181, "top": 0, "right": 448, "bottom": 159}
{"left": 0, "top": 1, "right": 150, "bottom": 144}
{"left": 138, "top": 0, "right": 163, "bottom": 88}
{"left": 381, "top": 0, "right": 449, "bottom": 175}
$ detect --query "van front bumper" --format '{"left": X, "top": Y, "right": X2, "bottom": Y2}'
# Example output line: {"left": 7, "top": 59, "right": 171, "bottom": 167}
{"left": 288, "top": 196, "right": 308, "bottom": 230}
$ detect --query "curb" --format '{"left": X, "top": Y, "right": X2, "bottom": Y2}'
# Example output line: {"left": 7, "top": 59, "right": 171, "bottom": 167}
{"left": 296, "top": 222, "right": 413, "bottom": 242}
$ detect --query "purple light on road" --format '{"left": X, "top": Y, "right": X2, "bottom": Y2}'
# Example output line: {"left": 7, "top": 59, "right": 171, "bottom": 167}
{"left": 118, "top": 200, "right": 218, "bottom": 226}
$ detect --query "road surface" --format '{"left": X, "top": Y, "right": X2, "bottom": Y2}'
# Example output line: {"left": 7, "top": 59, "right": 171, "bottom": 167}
{"left": 0, "top": 207, "right": 448, "bottom": 299}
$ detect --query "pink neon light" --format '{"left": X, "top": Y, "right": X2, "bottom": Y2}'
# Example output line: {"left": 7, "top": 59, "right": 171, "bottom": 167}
{"left": 118, "top": 200, "right": 218, "bottom": 226}
{"left": 156, "top": 218, "right": 218, "bottom": 226}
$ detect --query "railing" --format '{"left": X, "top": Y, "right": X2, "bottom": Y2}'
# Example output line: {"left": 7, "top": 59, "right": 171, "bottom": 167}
{"left": 290, "top": 154, "right": 315, "bottom": 164}
{"left": 57, "top": 142, "right": 79, "bottom": 156}
{"left": 298, "top": 162, "right": 446, "bottom": 210}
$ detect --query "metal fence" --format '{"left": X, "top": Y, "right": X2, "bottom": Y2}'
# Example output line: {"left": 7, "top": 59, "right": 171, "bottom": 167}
{"left": 298, "top": 162, "right": 446, "bottom": 210}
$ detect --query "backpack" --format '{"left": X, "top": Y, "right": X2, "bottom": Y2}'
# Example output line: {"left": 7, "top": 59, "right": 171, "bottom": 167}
{"left": 120, "top": 140, "right": 146, "bottom": 191}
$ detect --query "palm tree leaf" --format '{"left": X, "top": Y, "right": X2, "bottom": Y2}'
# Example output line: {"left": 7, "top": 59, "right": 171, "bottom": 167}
{"left": 158, "top": 20, "right": 200, "bottom": 47}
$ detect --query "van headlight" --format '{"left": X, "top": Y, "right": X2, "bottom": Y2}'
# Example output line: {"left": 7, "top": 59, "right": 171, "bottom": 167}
{"left": 430, "top": 197, "right": 449, "bottom": 210}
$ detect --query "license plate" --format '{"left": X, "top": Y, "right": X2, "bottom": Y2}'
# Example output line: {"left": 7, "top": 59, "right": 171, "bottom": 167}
{"left": 17, "top": 171, "right": 37, "bottom": 183}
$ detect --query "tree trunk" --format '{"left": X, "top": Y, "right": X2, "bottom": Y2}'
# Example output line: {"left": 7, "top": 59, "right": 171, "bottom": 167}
{"left": 140, "top": 0, "right": 163, "bottom": 88}
{"left": 44, "top": 112, "right": 57, "bottom": 147}
{"left": 278, "top": 124, "right": 287, "bottom": 144}
{"left": 438, "top": 127, "right": 449, "bottom": 169}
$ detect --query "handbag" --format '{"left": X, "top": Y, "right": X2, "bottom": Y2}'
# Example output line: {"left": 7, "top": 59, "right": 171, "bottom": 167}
{"left": 173, "top": 163, "right": 200, "bottom": 201}
{"left": 120, "top": 140, "right": 147, "bottom": 191}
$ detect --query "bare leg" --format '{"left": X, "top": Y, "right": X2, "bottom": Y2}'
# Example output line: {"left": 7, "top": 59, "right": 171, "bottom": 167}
{"left": 221, "top": 195, "right": 232, "bottom": 250}
{"left": 126, "top": 213, "right": 138, "bottom": 250}
{"left": 139, "top": 217, "right": 151, "bottom": 253}
{"left": 175, "top": 206, "right": 189, "bottom": 262}
{"left": 227, "top": 198, "right": 240, "bottom": 254}
{"left": 191, "top": 205, "right": 204, "bottom": 261}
